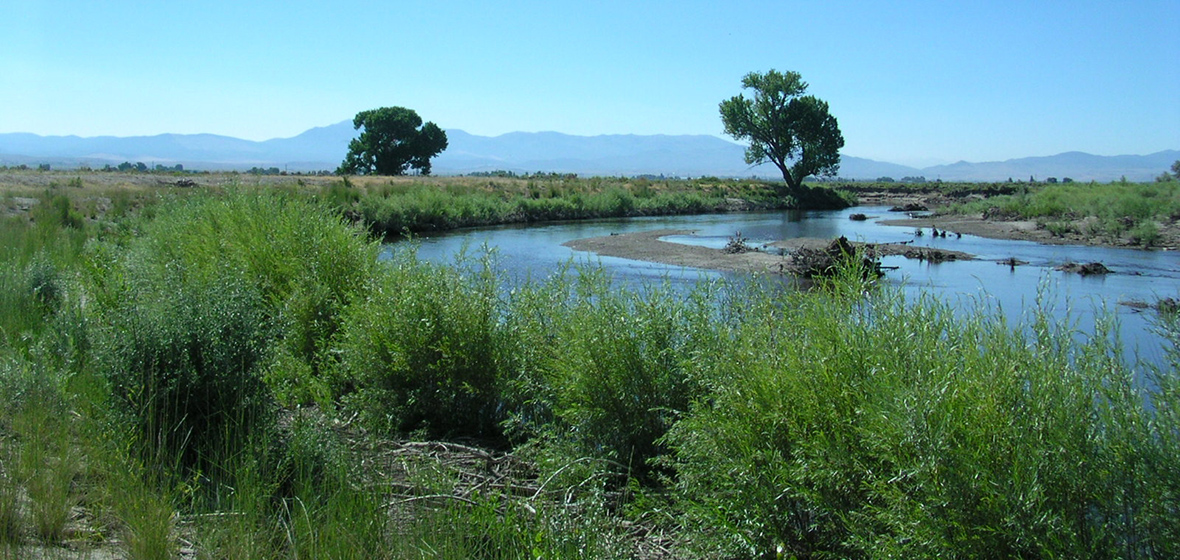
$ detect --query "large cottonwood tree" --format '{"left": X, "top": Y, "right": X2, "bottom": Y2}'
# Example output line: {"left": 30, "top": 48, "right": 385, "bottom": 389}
{"left": 720, "top": 70, "right": 844, "bottom": 196}
{"left": 338, "top": 107, "right": 448, "bottom": 176}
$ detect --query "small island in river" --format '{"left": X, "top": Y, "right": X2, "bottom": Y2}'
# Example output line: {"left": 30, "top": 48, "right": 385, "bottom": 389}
{"left": 563, "top": 229, "right": 973, "bottom": 276}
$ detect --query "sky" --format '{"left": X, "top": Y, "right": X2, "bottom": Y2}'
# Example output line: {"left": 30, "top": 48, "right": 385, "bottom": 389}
{"left": 2, "top": 0, "right": 1178, "bottom": 167}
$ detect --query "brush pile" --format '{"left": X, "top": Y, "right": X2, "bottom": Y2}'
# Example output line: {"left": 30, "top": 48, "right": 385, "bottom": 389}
{"left": 792, "top": 236, "right": 882, "bottom": 279}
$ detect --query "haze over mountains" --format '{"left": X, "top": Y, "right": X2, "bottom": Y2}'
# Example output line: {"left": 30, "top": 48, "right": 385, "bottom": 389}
{"left": 1, "top": 121, "right": 1174, "bottom": 182}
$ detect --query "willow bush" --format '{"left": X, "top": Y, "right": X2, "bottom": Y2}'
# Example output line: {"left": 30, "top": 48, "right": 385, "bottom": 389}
{"left": 86, "top": 190, "right": 378, "bottom": 474}
{"left": 665, "top": 278, "right": 1177, "bottom": 559}
{"left": 540, "top": 271, "right": 714, "bottom": 484}
{"left": 331, "top": 246, "right": 507, "bottom": 442}
{"left": 95, "top": 270, "right": 273, "bottom": 475}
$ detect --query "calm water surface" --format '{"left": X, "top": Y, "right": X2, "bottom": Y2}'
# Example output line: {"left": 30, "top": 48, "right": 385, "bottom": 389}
{"left": 393, "top": 206, "right": 1180, "bottom": 370}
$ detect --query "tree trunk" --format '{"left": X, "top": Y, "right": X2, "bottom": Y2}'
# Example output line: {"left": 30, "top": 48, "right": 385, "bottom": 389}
{"left": 774, "top": 160, "right": 801, "bottom": 198}
{"left": 769, "top": 160, "right": 807, "bottom": 199}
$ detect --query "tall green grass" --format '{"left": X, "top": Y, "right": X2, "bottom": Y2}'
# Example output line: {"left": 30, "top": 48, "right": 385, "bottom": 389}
{"left": 946, "top": 180, "right": 1180, "bottom": 246}
{"left": 336, "top": 180, "right": 741, "bottom": 237}
{"left": 0, "top": 192, "right": 92, "bottom": 352}
{"left": 0, "top": 353, "right": 106, "bottom": 552}
{"left": 0, "top": 185, "right": 1175, "bottom": 558}
{"left": 85, "top": 190, "right": 378, "bottom": 478}
{"left": 331, "top": 246, "right": 507, "bottom": 442}
{"left": 665, "top": 281, "right": 1178, "bottom": 559}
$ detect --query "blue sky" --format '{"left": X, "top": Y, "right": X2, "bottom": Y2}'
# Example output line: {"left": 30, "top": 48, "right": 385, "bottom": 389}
{"left": 3, "top": 0, "right": 1177, "bottom": 166}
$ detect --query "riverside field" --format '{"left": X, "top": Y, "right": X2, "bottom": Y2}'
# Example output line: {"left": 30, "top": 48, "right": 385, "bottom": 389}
{"left": 0, "top": 171, "right": 1177, "bottom": 559}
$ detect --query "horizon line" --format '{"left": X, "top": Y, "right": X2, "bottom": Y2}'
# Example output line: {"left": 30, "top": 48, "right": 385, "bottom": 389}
{"left": 0, "top": 127, "right": 1176, "bottom": 169}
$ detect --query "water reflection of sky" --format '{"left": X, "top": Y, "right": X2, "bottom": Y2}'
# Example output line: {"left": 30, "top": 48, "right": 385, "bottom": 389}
{"left": 392, "top": 206, "right": 1179, "bottom": 374}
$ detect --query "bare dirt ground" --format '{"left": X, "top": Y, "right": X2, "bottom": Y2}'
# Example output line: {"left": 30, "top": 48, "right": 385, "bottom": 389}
{"left": 563, "top": 229, "right": 972, "bottom": 276}
{"left": 565, "top": 230, "right": 792, "bottom": 274}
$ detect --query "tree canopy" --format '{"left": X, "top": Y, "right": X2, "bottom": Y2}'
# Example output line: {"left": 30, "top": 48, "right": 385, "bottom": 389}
{"left": 337, "top": 107, "right": 448, "bottom": 176}
{"left": 720, "top": 70, "right": 844, "bottom": 195}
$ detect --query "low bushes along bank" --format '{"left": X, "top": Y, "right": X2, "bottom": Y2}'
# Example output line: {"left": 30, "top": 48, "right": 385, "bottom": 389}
{"left": 0, "top": 189, "right": 1175, "bottom": 558}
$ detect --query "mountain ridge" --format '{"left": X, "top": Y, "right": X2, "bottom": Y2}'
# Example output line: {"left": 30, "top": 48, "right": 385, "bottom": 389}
{"left": 0, "top": 122, "right": 1174, "bottom": 182}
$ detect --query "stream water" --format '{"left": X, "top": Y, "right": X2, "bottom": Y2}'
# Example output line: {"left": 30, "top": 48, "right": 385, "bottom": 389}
{"left": 393, "top": 206, "right": 1180, "bottom": 371}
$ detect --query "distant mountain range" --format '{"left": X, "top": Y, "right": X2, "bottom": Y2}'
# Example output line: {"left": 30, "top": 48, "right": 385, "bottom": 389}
{"left": 1, "top": 121, "right": 1175, "bottom": 182}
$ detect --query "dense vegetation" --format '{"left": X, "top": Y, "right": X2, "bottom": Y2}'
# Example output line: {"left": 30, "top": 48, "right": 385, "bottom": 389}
{"left": 0, "top": 179, "right": 1177, "bottom": 558}
{"left": 942, "top": 179, "right": 1180, "bottom": 246}
{"left": 320, "top": 176, "right": 851, "bottom": 238}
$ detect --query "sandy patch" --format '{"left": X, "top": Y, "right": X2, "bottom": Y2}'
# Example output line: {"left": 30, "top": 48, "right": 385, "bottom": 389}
{"left": 563, "top": 229, "right": 973, "bottom": 276}
{"left": 564, "top": 229, "right": 791, "bottom": 274}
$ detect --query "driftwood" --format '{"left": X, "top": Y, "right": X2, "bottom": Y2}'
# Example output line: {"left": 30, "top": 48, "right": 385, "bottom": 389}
{"left": 722, "top": 231, "right": 755, "bottom": 254}
{"left": 158, "top": 178, "right": 197, "bottom": 188}
{"left": 1056, "top": 261, "right": 1111, "bottom": 275}
{"left": 792, "top": 236, "right": 882, "bottom": 279}
{"left": 904, "top": 247, "right": 960, "bottom": 263}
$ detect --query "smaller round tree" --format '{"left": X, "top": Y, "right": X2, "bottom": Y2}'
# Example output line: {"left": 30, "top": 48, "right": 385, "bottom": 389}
{"left": 337, "top": 107, "right": 448, "bottom": 176}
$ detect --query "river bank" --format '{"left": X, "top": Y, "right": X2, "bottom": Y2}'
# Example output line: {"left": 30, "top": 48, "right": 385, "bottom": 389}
{"left": 4, "top": 188, "right": 1175, "bottom": 559}
{"left": 879, "top": 212, "right": 1180, "bottom": 249}
{"left": 5, "top": 170, "right": 1175, "bottom": 249}
{"left": 857, "top": 181, "right": 1180, "bottom": 250}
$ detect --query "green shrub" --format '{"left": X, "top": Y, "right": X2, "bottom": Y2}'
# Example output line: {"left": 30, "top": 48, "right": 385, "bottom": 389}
{"left": 96, "top": 271, "right": 273, "bottom": 475}
{"left": 30, "top": 193, "right": 84, "bottom": 230}
{"left": 92, "top": 190, "right": 379, "bottom": 401}
{"left": 667, "top": 281, "right": 1174, "bottom": 559}
{"left": 544, "top": 274, "right": 709, "bottom": 484}
{"left": 332, "top": 248, "right": 506, "bottom": 442}
{"left": 495, "top": 273, "right": 574, "bottom": 441}
{"left": 1044, "top": 220, "right": 1074, "bottom": 237}
{"left": 1143, "top": 315, "right": 1180, "bottom": 559}
{"left": 321, "top": 179, "right": 361, "bottom": 209}
{"left": 0, "top": 258, "right": 62, "bottom": 347}
{"left": 792, "top": 184, "right": 855, "bottom": 209}
{"left": 86, "top": 190, "right": 380, "bottom": 474}
{"left": 601, "top": 187, "right": 636, "bottom": 214}
{"left": 1130, "top": 221, "right": 1161, "bottom": 247}
{"left": 24, "top": 257, "right": 63, "bottom": 311}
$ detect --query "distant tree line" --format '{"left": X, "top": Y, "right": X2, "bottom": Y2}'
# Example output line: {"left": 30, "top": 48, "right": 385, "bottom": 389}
{"left": 100, "top": 162, "right": 185, "bottom": 173}
{"left": 465, "top": 170, "right": 580, "bottom": 180}
{"left": 247, "top": 167, "right": 282, "bottom": 175}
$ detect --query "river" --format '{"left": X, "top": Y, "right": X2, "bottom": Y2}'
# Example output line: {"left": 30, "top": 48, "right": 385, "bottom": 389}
{"left": 393, "top": 206, "right": 1180, "bottom": 371}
